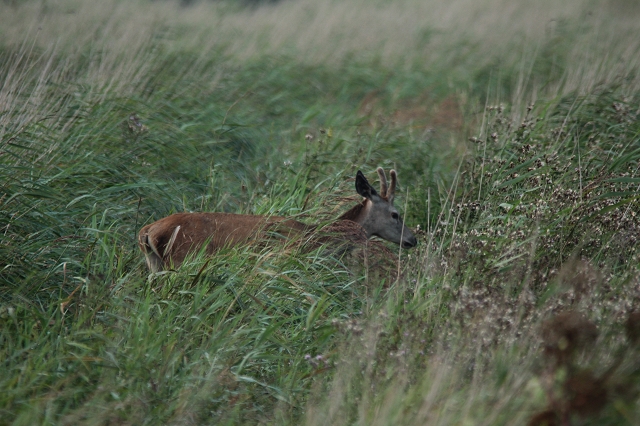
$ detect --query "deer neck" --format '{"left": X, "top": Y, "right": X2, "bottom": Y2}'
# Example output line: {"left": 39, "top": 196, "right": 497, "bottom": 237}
{"left": 337, "top": 200, "right": 372, "bottom": 235}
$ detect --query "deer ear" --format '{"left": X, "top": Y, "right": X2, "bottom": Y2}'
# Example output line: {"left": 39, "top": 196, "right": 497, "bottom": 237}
{"left": 355, "top": 170, "right": 377, "bottom": 199}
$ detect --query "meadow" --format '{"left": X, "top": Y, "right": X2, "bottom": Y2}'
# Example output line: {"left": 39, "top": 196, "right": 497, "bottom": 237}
{"left": 1, "top": 0, "right": 640, "bottom": 424}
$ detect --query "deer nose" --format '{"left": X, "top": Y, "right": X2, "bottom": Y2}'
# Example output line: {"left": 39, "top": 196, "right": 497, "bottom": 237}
{"left": 402, "top": 235, "right": 417, "bottom": 249}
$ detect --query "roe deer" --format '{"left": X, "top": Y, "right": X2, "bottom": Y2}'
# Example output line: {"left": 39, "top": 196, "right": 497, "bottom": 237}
{"left": 138, "top": 168, "right": 417, "bottom": 272}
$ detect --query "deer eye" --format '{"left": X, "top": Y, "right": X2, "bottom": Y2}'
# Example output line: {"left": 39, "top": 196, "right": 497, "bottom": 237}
{"left": 391, "top": 212, "right": 399, "bottom": 220}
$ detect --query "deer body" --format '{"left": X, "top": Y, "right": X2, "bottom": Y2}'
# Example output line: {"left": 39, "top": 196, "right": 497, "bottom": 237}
{"left": 139, "top": 168, "right": 416, "bottom": 272}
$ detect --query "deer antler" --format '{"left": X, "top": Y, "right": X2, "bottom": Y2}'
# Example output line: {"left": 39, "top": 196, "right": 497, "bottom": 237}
{"left": 377, "top": 167, "right": 388, "bottom": 198}
{"left": 388, "top": 169, "right": 397, "bottom": 204}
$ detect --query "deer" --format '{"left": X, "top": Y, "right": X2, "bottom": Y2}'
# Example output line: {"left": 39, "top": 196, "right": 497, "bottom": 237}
{"left": 138, "top": 168, "right": 417, "bottom": 272}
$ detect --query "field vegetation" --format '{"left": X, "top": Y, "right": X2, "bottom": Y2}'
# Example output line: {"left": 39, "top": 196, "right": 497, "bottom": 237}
{"left": 1, "top": 0, "right": 640, "bottom": 424}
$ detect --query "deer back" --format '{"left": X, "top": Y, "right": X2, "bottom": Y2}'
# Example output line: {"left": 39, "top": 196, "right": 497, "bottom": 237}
{"left": 138, "top": 212, "right": 311, "bottom": 272}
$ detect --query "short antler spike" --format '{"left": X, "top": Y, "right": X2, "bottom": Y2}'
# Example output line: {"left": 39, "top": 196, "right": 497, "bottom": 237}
{"left": 377, "top": 167, "right": 388, "bottom": 198}
{"left": 388, "top": 169, "right": 397, "bottom": 204}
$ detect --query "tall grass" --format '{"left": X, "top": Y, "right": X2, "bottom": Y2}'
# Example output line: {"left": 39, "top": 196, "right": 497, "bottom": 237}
{"left": 1, "top": 0, "right": 640, "bottom": 424}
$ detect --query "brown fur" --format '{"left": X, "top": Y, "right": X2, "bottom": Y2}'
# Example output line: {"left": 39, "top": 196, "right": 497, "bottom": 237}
{"left": 338, "top": 202, "right": 366, "bottom": 222}
{"left": 138, "top": 212, "right": 314, "bottom": 271}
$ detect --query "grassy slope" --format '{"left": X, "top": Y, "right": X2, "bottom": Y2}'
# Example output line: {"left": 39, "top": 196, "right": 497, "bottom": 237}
{"left": 1, "top": 0, "right": 640, "bottom": 424}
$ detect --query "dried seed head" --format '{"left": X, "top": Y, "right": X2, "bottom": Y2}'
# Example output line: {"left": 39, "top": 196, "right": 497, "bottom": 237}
{"left": 557, "top": 259, "right": 601, "bottom": 299}
{"left": 541, "top": 311, "right": 597, "bottom": 364}
{"left": 625, "top": 311, "right": 640, "bottom": 344}
{"left": 565, "top": 369, "right": 607, "bottom": 416}
{"left": 527, "top": 410, "right": 558, "bottom": 426}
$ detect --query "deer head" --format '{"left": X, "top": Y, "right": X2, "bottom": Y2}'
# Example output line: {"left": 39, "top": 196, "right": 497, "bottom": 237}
{"left": 348, "top": 167, "right": 417, "bottom": 249}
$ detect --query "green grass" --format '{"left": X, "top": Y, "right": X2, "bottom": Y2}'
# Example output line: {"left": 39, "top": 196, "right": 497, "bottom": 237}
{"left": 1, "top": 0, "right": 640, "bottom": 424}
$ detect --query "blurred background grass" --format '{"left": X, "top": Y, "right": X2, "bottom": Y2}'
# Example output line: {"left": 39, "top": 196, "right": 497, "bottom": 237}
{"left": 1, "top": 0, "right": 640, "bottom": 424}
